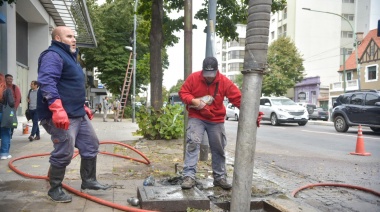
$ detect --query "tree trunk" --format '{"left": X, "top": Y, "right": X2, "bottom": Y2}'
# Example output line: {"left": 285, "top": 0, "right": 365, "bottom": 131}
{"left": 150, "top": 0, "right": 164, "bottom": 110}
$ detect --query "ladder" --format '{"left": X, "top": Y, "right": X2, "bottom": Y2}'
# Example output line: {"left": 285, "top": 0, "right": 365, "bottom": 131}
{"left": 118, "top": 52, "right": 133, "bottom": 121}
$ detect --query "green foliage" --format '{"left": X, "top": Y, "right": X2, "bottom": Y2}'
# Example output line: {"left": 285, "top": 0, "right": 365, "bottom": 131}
{"left": 169, "top": 79, "right": 184, "bottom": 94}
{"left": 233, "top": 36, "right": 304, "bottom": 96}
{"left": 0, "top": 0, "right": 16, "bottom": 6}
{"left": 80, "top": 0, "right": 152, "bottom": 97}
{"left": 194, "top": 0, "right": 287, "bottom": 41}
{"left": 135, "top": 104, "right": 184, "bottom": 140}
{"left": 263, "top": 36, "right": 304, "bottom": 96}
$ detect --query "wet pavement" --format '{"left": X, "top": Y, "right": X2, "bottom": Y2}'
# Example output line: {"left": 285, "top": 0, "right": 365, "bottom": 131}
{"left": 0, "top": 114, "right": 378, "bottom": 212}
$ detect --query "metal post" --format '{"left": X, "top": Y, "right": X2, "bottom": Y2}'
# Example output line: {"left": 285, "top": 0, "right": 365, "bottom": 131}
{"left": 132, "top": 0, "right": 138, "bottom": 123}
{"left": 302, "top": 8, "right": 360, "bottom": 90}
{"left": 183, "top": 0, "right": 192, "bottom": 159}
{"left": 230, "top": 1, "right": 271, "bottom": 211}
{"left": 342, "top": 48, "right": 346, "bottom": 92}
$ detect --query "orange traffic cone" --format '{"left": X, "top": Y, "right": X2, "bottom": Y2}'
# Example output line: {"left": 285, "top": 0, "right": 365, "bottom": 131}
{"left": 350, "top": 125, "right": 371, "bottom": 156}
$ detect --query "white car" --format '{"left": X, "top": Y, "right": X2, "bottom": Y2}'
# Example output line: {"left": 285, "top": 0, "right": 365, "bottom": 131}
{"left": 260, "top": 97, "right": 308, "bottom": 126}
{"left": 225, "top": 103, "right": 240, "bottom": 121}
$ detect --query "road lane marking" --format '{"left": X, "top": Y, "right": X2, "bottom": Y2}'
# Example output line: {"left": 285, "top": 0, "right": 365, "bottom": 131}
{"left": 301, "top": 130, "right": 379, "bottom": 140}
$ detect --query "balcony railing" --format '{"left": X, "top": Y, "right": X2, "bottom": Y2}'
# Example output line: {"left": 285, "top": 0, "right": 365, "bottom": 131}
{"left": 331, "top": 79, "right": 358, "bottom": 91}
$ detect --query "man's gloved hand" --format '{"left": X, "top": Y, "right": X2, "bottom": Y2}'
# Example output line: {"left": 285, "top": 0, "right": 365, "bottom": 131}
{"left": 257, "top": 111, "right": 264, "bottom": 127}
{"left": 84, "top": 105, "right": 94, "bottom": 120}
{"left": 200, "top": 105, "right": 215, "bottom": 119}
{"left": 49, "top": 99, "right": 69, "bottom": 130}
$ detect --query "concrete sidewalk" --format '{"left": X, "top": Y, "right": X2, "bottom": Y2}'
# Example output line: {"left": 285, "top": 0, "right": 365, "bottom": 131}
{"left": 0, "top": 113, "right": 148, "bottom": 212}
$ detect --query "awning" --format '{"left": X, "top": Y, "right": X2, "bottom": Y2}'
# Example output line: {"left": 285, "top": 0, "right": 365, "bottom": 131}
{"left": 39, "top": 0, "right": 97, "bottom": 48}
{"left": 90, "top": 88, "right": 107, "bottom": 95}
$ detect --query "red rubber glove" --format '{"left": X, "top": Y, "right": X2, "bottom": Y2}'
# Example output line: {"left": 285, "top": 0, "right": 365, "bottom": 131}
{"left": 84, "top": 105, "right": 94, "bottom": 120}
{"left": 200, "top": 105, "right": 215, "bottom": 119}
{"left": 49, "top": 99, "right": 69, "bottom": 130}
{"left": 257, "top": 111, "right": 264, "bottom": 127}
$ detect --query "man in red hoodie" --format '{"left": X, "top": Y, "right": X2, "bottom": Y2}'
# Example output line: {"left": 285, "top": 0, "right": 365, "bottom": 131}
{"left": 179, "top": 56, "right": 263, "bottom": 190}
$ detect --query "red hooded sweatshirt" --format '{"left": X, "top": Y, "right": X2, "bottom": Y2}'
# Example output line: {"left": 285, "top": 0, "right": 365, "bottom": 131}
{"left": 179, "top": 70, "right": 241, "bottom": 123}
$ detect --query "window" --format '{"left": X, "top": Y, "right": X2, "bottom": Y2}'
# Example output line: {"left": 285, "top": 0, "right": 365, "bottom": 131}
{"left": 341, "top": 31, "right": 353, "bottom": 38}
{"left": 365, "top": 65, "right": 378, "bottom": 81}
{"left": 239, "top": 38, "right": 245, "bottom": 46}
{"left": 221, "top": 64, "right": 226, "bottom": 73}
{"left": 346, "top": 71, "right": 352, "bottom": 81}
{"left": 342, "top": 14, "right": 354, "bottom": 21}
{"left": 365, "top": 93, "right": 380, "bottom": 106}
{"left": 340, "top": 48, "right": 353, "bottom": 55}
{"left": 350, "top": 93, "right": 364, "bottom": 105}
{"left": 342, "top": 0, "right": 355, "bottom": 3}
{"left": 228, "top": 63, "right": 243, "bottom": 72}
{"left": 229, "top": 40, "right": 239, "bottom": 47}
{"left": 277, "top": 27, "right": 282, "bottom": 38}
{"left": 283, "top": 24, "right": 287, "bottom": 37}
{"left": 228, "top": 50, "right": 245, "bottom": 60}
{"left": 283, "top": 7, "right": 287, "bottom": 19}
{"left": 271, "top": 31, "right": 275, "bottom": 40}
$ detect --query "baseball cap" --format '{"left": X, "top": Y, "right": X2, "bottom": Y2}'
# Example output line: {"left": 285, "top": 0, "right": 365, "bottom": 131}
{"left": 202, "top": 56, "right": 218, "bottom": 78}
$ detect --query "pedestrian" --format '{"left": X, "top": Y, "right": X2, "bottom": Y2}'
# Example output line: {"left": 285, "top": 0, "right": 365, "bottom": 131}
{"left": 0, "top": 73, "right": 15, "bottom": 160}
{"left": 178, "top": 56, "right": 264, "bottom": 190}
{"left": 98, "top": 102, "right": 102, "bottom": 114}
{"left": 27, "top": 80, "right": 40, "bottom": 142}
{"left": 5, "top": 74, "right": 21, "bottom": 138}
{"left": 113, "top": 99, "right": 120, "bottom": 122}
{"left": 37, "top": 26, "right": 110, "bottom": 203}
{"left": 103, "top": 96, "right": 108, "bottom": 122}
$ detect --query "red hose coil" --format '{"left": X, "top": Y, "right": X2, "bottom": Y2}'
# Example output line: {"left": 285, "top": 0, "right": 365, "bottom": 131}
{"left": 8, "top": 141, "right": 157, "bottom": 212}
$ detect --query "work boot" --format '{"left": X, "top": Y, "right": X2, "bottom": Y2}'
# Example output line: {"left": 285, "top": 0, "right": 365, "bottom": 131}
{"left": 28, "top": 136, "right": 34, "bottom": 142}
{"left": 35, "top": 136, "right": 40, "bottom": 140}
{"left": 48, "top": 165, "right": 72, "bottom": 203}
{"left": 80, "top": 157, "right": 111, "bottom": 190}
{"left": 213, "top": 178, "right": 232, "bottom": 190}
{"left": 181, "top": 176, "right": 196, "bottom": 189}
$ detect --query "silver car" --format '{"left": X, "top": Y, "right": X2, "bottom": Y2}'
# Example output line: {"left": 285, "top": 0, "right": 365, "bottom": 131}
{"left": 225, "top": 103, "right": 240, "bottom": 121}
{"left": 260, "top": 97, "right": 309, "bottom": 126}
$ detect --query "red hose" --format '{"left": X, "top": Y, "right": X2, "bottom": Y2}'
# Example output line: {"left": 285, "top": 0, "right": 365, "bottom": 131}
{"left": 292, "top": 183, "right": 380, "bottom": 197}
{"left": 8, "top": 141, "right": 157, "bottom": 212}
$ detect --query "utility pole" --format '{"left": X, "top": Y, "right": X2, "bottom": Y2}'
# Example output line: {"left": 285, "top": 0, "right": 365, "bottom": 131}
{"left": 230, "top": 0, "right": 271, "bottom": 211}
{"left": 183, "top": 0, "right": 192, "bottom": 158}
{"left": 199, "top": 0, "right": 217, "bottom": 161}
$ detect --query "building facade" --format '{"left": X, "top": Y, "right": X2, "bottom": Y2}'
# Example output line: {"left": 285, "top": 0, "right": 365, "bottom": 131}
{"left": 0, "top": 0, "right": 96, "bottom": 114}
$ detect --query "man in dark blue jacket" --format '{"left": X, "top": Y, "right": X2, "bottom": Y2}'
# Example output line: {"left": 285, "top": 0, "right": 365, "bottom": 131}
{"left": 37, "top": 26, "right": 109, "bottom": 203}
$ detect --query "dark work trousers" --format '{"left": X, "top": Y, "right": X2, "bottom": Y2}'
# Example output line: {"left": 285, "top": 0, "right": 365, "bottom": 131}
{"left": 29, "top": 109, "right": 40, "bottom": 137}
{"left": 41, "top": 116, "right": 99, "bottom": 168}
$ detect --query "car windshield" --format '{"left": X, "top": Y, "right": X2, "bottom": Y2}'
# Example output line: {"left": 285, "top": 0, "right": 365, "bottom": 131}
{"left": 271, "top": 99, "right": 296, "bottom": 106}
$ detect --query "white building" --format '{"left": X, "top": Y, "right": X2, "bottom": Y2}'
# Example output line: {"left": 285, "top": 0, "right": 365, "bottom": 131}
{"left": 0, "top": 0, "right": 96, "bottom": 114}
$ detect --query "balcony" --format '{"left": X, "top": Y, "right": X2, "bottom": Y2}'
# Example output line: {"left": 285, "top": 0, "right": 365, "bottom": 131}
{"left": 331, "top": 79, "right": 359, "bottom": 92}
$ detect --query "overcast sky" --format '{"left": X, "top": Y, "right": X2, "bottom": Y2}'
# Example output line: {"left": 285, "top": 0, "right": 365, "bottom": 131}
{"left": 96, "top": 0, "right": 206, "bottom": 89}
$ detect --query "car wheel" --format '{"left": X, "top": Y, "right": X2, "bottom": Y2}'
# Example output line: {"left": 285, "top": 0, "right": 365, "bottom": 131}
{"left": 334, "top": 116, "right": 349, "bottom": 132}
{"left": 270, "top": 113, "right": 279, "bottom": 126}
{"left": 235, "top": 114, "right": 239, "bottom": 121}
{"left": 370, "top": 127, "right": 380, "bottom": 132}
{"left": 298, "top": 121, "right": 307, "bottom": 126}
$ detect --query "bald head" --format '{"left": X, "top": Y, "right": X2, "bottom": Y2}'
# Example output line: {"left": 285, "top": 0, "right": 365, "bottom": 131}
{"left": 51, "top": 26, "right": 77, "bottom": 53}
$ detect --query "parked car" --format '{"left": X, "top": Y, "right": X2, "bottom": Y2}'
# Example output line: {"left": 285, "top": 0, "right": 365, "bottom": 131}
{"left": 225, "top": 103, "right": 240, "bottom": 121}
{"left": 260, "top": 97, "right": 308, "bottom": 126}
{"left": 331, "top": 90, "right": 380, "bottom": 133}
{"left": 297, "top": 102, "right": 317, "bottom": 115}
{"left": 309, "top": 107, "right": 329, "bottom": 121}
